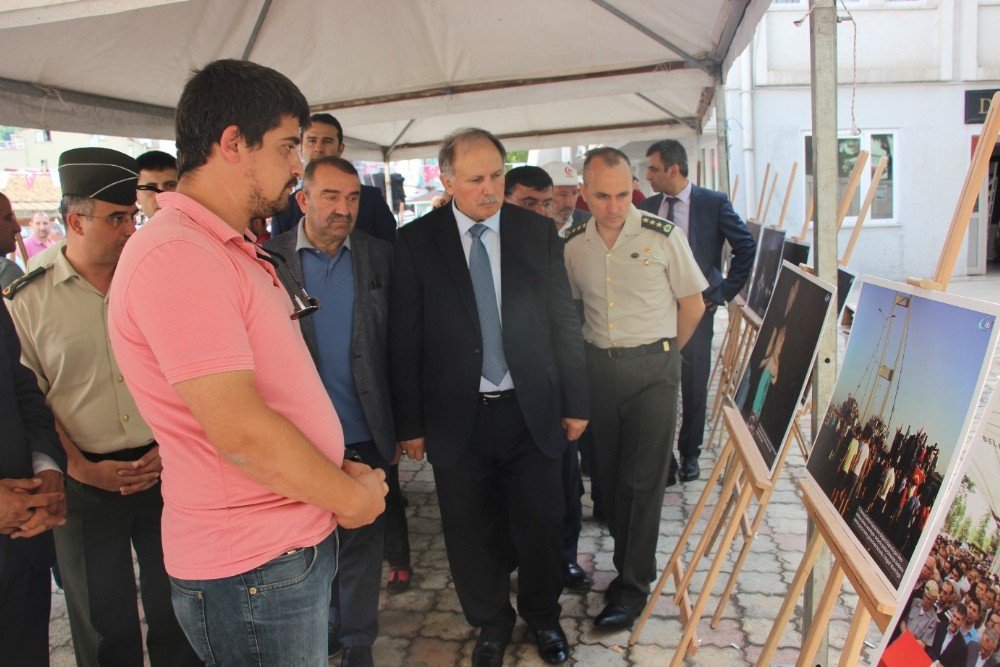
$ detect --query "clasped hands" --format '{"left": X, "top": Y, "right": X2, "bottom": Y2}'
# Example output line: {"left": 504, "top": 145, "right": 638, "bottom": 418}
{"left": 0, "top": 469, "right": 66, "bottom": 539}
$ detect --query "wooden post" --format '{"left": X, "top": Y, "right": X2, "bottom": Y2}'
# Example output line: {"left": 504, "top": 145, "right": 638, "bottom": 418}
{"left": 732, "top": 173, "right": 741, "bottom": 209}
{"left": 755, "top": 163, "right": 771, "bottom": 221}
{"left": 908, "top": 90, "right": 1000, "bottom": 291}
{"left": 761, "top": 170, "right": 779, "bottom": 225}
{"left": 836, "top": 150, "right": 869, "bottom": 232}
{"left": 776, "top": 162, "right": 799, "bottom": 229}
{"left": 840, "top": 155, "right": 888, "bottom": 267}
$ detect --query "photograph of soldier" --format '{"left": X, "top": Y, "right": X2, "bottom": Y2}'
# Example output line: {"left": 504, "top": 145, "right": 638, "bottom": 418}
{"left": 733, "top": 263, "right": 833, "bottom": 470}
{"left": 806, "top": 278, "right": 999, "bottom": 591}
{"left": 746, "top": 226, "right": 787, "bottom": 318}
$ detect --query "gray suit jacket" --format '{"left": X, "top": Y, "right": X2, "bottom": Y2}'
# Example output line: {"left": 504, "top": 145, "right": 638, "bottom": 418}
{"left": 966, "top": 643, "right": 998, "bottom": 667}
{"left": 264, "top": 228, "right": 396, "bottom": 463}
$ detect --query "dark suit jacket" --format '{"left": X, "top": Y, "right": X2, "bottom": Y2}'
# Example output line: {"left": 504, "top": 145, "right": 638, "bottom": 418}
{"left": 0, "top": 299, "right": 65, "bottom": 573}
{"left": 389, "top": 203, "right": 589, "bottom": 469}
{"left": 639, "top": 184, "right": 755, "bottom": 305}
{"left": 928, "top": 624, "right": 969, "bottom": 667}
{"left": 263, "top": 228, "right": 396, "bottom": 463}
{"left": 270, "top": 185, "right": 397, "bottom": 243}
{"left": 966, "top": 643, "right": 999, "bottom": 667}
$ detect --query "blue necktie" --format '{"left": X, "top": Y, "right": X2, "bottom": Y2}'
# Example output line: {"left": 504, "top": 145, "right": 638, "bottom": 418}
{"left": 666, "top": 195, "right": 679, "bottom": 222}
{"left": 468, "top": 223, "right": 508, "bottom": 386}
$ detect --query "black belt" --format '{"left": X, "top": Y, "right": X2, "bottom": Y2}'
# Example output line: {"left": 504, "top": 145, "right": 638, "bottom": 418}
{"left": 587, "top": 338, "right": 676, "bottom": 360}
{"left": 80, "top": 441, "right": 157, "bottom": 463}
{"left": 478, "top": 389, "right": 517, "bottom": 405}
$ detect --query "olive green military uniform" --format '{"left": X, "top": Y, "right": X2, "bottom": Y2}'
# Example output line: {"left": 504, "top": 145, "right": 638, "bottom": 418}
{"left": 563, "top": 205, "right": 707, "bottom": 611}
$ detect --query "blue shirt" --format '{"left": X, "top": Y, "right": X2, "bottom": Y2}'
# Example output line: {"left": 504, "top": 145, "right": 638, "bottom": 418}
{"left": 297, "top": 225, "right": 372, "bottom": 445}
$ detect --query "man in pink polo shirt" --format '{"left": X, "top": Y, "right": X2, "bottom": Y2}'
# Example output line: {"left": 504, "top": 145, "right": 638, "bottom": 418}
{"left": 23, "top": 211, "right": 57, "bottom": 258}
{"left": 108, "top": 59, "right": 387, "bottom": 665}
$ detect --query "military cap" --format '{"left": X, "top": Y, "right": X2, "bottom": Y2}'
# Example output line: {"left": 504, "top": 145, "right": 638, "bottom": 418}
{"left": 58, "top": 147, "right": 139, "bottom": 206}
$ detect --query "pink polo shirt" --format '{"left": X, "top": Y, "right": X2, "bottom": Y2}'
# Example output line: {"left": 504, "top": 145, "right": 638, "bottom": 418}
{"left": 108, "top": 192, "right": 344, "bottom": 580}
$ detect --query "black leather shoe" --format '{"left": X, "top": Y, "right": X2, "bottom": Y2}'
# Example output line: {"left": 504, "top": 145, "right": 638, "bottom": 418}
{"left": 341, "top": 646, "right": 374, "bottom": 667}
{"left": 666, "top": 470, "right": 677, "bottom": 487}
{"left": 593, "top": 602, "right": 636, "bottom": 630}
{"left": 472, "top": 633, "right": 508, "bottom": 667}
{"left": 563, "top": 562, "right": 593, "bottom": 592}
{"left": 535, "top": 626, "right": 570, "bottom": 664}
{"left": 679, "top": 457, "right": 700, "bottom": 482}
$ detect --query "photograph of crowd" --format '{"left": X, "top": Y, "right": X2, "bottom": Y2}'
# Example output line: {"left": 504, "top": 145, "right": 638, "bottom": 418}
{"left": 806, "top": 278, "right": 999, "bottom": 591}
{"left": 747, "top": 226, "right": 787, "bottom": 318}
{"left": 876, "top": 386, "right": 1000, "bottom": 666}
{"left": 733, "top": 263, "right": 833, "bottom": 471}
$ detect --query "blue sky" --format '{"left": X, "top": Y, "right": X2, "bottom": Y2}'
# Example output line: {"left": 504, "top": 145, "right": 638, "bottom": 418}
{"left": 832, "top": 281, "right": 997, "bottom": 476}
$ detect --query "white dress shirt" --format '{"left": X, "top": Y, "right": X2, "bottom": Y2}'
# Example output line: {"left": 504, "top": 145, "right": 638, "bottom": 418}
{"left": 658, "top": 181, "right": 693, "bottom": 237}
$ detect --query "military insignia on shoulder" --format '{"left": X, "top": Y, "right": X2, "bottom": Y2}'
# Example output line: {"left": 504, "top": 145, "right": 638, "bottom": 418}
{"left": 640, "top": 214, "right": 675, "bottom": 237}
{"left": 563, "top": 221, "right": 587, "bottom": 241}
{"left": 2, "top": 266, "right": 48, "bottom": 300}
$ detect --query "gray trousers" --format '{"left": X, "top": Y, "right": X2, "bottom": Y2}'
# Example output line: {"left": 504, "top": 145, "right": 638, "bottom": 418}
{"left": 55, "top": 477, "right": 198, "bottom": 667}
{"left": 585, "top": 342, "right": 681, "bottom": 610}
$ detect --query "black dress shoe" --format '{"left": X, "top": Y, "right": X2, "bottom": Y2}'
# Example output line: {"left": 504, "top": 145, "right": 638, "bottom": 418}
{"left": 563, "top": 562, "right": 593, "bottom": 592}
{"left": 341, "top": 646, "right": 374, "bottom": 667}
{"left": 666, "top": 470, "right": 677, "bottom": 487}
{"left": 679, "top": 457, "right": 700, "bottom": 482}
{"left": 593, "top": 602, "right": 636, "bottom": 630}
{"left": 535, "top": 626, "right": 570, "bottom": 664}
{"left": 472, "top": 634, "right": 508, "bottom": 667}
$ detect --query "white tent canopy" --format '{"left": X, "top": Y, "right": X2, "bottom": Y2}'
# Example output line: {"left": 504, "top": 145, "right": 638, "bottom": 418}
{"left": 0, "top": 0, "right": 767, "bottom": 161}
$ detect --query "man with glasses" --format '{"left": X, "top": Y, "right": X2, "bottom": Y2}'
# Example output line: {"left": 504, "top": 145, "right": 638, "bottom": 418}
{"left": 6, "top": 147, "right": 198, "bottom": 666}
{"left": 135, "top": 150, "right": 178, "bottom": 219}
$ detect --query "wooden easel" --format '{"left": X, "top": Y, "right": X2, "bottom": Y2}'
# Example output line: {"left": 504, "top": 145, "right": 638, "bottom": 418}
{"left": 629, "top": 407, "right": 795, "bottom": 666}
{"left": 731, "top": 174, "right": 741, "bottom": 208}
{"left": 757, "top": 91, "right": 1000, "bottom": 667}
{"left": 796, "top": 150, "right": 869, "bottom": 242}
{"left": 756, "top": 477, "right": 896, "bottom": 667}
{"left": 775, "top": 162, "right": 799, "bottom": 230}
{"left": 754, "top": 163, "right": 772, "bottom": 222}
{"left": 707, "top": 304, "right": 763, "bottom": 450}
{"left": 760, "top": 170, "right": 779, "bottom": 225}
{"left": 840, "top": 155, "right": 888, "bottom": 267}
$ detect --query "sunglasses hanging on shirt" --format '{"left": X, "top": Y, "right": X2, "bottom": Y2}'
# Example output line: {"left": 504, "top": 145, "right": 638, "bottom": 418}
{"left": 248, "top": 237, "right": 320, "bottom": 320}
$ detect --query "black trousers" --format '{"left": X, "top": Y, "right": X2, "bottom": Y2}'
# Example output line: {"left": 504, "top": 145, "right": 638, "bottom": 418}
{"left": 587, "top": 344, "right": 681, "bottom": 610}
{"left": 0, "top": 542, "right": 51, "bottom": 666}
{"left": 383, "top": 463, "right": 411, "bottom": 568}
{"left": 675, "top": 311, "right": 714, "bottom": 466}
{"left": 56, "top": 478, "right": 198, "bottom": 667}
{"left": 433, "top": 397, "right": 565, "bottom": 636}
{"left": 332, "top": 441, "right": 388, "bottom": 648}
{"left": 561, "top": 439, "right": 583, "bottom": 562}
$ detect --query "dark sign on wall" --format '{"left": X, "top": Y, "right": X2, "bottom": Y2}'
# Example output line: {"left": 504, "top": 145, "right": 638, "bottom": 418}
{"left": 966, "top": 89, "right": 1000, "bottom": 124}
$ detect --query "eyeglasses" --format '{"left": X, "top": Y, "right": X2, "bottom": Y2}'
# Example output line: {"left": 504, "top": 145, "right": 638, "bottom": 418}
{"left": 82, "top": 211, "right": 142, "bottom": 229}
{"left": 250, "top": 241, "right": 320, "bottom": 320}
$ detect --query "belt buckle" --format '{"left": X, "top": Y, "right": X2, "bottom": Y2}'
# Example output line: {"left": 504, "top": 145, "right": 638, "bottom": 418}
{"left": 607, "top": 347, "right": 620, "bottom": 359}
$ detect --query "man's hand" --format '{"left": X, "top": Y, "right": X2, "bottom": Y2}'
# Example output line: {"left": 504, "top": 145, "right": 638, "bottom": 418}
{"left": 69, "top": 457, "right": 158, "bottom": 495}
{"left": 335, "top": 467, "right": 388, "bottom": 530}
{"left": 702, "top": 295, "right": 719, "bottom": 314}
{"left": 0, "top": 478, "right": 63, "bottom": 532}
{"left": 117, "top": 446, "right": 162, "bottom": 496}
{"left": 12, "top": 470, "right": 68, "bottom": 538}
{"left": 400, "top": 437, "right": 426, "bottom": 461}
{"left": 341, "top": 460, "right": 372, "bottom": 479}
{"left": 562, "top": 418, "right": 588, "bottom": 441}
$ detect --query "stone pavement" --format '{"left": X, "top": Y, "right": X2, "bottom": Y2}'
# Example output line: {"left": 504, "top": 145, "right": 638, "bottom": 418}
{"left": 47, "top": 295, "right": 1000, "bottom": 666}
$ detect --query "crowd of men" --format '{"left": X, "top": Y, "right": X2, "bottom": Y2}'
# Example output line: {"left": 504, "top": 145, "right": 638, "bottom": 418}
{"left": 0, "top": 58, "right": 755, "bottom": 666}
{"left": 888, "top": 536, "right": 1000, "bottom": 666}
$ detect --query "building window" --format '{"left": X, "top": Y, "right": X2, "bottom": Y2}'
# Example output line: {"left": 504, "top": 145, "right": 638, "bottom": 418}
{"left": 804, "top": 131, "right": 895, "bottom": 224}
{"left": 35, "top": 130, "right": 52, "bottom": 143}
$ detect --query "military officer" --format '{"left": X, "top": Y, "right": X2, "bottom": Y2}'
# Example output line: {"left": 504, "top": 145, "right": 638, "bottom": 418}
{"left": 6, "top": 147, "right": 197, "bottom": 666}
{"left": 563, "top": 147, "right": 707, "bottom": 630}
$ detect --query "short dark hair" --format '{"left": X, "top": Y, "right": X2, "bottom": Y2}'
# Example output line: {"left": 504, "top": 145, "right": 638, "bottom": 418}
{"left": 307, "top": 113, "right": 344, "bottom": 143}
{"left": 646, "top": 139, "right": 689, "bottom": 177}
{"left": 136, "top": 150, "right": 177, "bottom": 173}
{"left": 174, "top": 59, "right": 310, "bottom": 176}
{"left": 582, "top": 147, "right": 631, "bottom": 181}
{"left": 955, "top": 602, "right": 968, "bottom": 619}
{"left": 302, "top": 156, "right": 359, "bottom": 190}
{"left": 439, "top": 128, "right": 506, "bottom": 177}
{"left": 504, "top": 166, "right": 553, "bottom": 196}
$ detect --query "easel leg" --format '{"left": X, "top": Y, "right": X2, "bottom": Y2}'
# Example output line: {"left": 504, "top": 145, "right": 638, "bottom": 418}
{"left": 755, "top": 530, "right": 824, "bottom": 666}
{"left": 795, "top": 562, "right": 845, "bottom": 667}
{"left": 711, "top": 489, "right": 771, "bottom": 627}
{"left": 674, "top": 446, "right": 742, "bottom": 604}
{"left": 836, "top": 606, "right": 872, "bottom": 667}
{"left": 629, "top": 444, "right": 735, "bottom": 646}
{"left": 669, "top": 482, "right": 755, "bottom": 667}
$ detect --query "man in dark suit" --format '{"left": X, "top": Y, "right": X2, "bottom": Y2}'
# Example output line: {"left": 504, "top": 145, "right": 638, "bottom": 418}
{"left": 264, "top": 156, "right": 394, "bottom": 667}
{"left": 966, "top": 626, "right": 999, "bottom": 667}
{"left": 269, "top": 113, "right": 397, "bottom": 243}
{"left": 0, "top": 298, "right": 67, "bottom": 665}
{"left": 929, "top": 602, "right": 971, "bottom": 667}
{"left": 638, "top": 139, "right": 756, "bottom": 483}
{"left": 390, "top": 128, "right": 589, "bottom": 666}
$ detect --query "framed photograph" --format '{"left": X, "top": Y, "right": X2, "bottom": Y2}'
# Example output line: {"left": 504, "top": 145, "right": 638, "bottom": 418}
{"left": 746, "top": 227, "right": 787, "bottom": 318}
{"left": 733, "top": 262, "right": 834, "bottom": 472}
{"left": 738, "top": 221, "right": 763, "bottom": 301}
{"left": 806, "top": 277, "right": 999, "bottom": 595}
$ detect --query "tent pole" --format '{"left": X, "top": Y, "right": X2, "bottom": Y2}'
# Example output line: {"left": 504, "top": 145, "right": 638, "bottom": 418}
{"left": 806, "top": 1, "right": 839, "bottom": 665}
